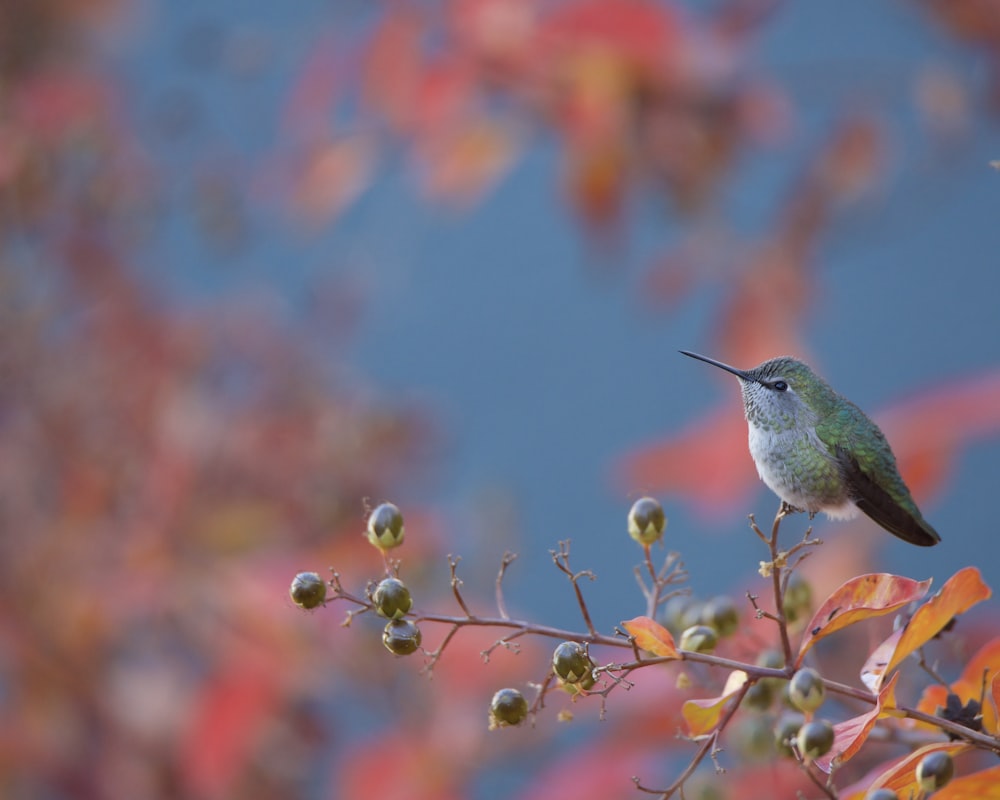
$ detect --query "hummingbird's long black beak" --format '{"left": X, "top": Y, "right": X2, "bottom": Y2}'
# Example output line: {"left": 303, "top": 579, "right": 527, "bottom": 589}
{"left": 679, "top": 350, "right": 753, "bottom": 382}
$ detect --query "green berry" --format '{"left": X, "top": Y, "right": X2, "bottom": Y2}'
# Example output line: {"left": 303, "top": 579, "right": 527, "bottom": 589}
{"left": 372, "top": 577, "right": 412, "bottom": 619}
{"left": 782, "top": 574, "right": 812, "bottom": 624}
{"left": 552, "top": 641, "right": 594, "bottom": 684}
{"left": 367, "top": 502, "right": 405, "bottom": 550}
{"left": 734, "top": 715, "right": 775, "bottom": 761}
{"left": 774, "top": 712, "right": 805, "bottom": 758}
{"left": 680, "top": 601, "right": 707, "bottom": 632}
{"left": 382, "top": 618, "right": 422, "bottom": 656}
{"left": 702, "top": 595, "right": 740, "bottom": 638}
{"left": 289, "top": 571, "right": 327, "bottom": 609}
{"left": 679, "top": 625, "right": 718, "bottom": 655}
{"left": 489, "top": 688, "right": 529, "bottom": 728}
{"left": 659, "top": 594, "right": 695, "bottom": 636}
{"left": 788, "top": 667, "right": 825, "bottom": 713}
{"left": 628, "top": 497, "right": 667, "bottom": 545}
{"left": 743, "top": 680, "right": 775, "bottom": 712}
{"left": 916, "top": 751, "right": 955, "bottom": 792}
{"left": 560, "top": 668, "right": 597, "bottom": 695}
{"left": 796, "top": 719, "right": 835, "bottom": 761}
{"left": 756, "top": 648, "right": 786, "bottom": 692}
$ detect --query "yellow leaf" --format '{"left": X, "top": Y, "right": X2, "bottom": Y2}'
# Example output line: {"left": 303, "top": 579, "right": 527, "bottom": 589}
{"left": 681, "top": 671, "right": 747, "bottom": 736}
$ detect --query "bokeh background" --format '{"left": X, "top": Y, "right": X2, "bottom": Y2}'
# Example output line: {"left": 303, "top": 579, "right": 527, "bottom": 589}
{"left": 2, "top": 1, "right": 1000, "bottom": 798}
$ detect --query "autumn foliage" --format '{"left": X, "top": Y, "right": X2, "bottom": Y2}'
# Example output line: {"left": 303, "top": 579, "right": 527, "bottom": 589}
{"left": 303, "top": 499, "right": 1000, "bottom": 799}
{"left": 3, "top": 1, "right": 1000, "bottom": 799}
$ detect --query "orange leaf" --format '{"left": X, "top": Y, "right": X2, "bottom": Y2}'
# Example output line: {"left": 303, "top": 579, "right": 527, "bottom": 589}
{"left": 622, "top": 616, "right": 679, "bottom": 659}
{"left": 796, "top": 573, "right": 932, "bottom": 666}
{"left": 993, "top": 673, "right": 1000, "bottom": 735}
{"left": 918, "top": 636, "right": 1000, "bottom": 735}
{"left": 681, "top": 670, "right": 746, "bottom": 736}
{"left": 935, "top": 765, "right": 1000, "bottom": 799}
{"left": 861, "top": 567, "right": 991, "bottom": 691}
{"left": 814, "top": 673, "right": 898, "bottom": 773}
{"left": 865, "top": 742, "right": 970, "bottom": 797}
{"left": 915, "top": 683, "right": 950, "bottom": 727}
{"left": 954, "top": 637, "right": 1000, "bottom": 734}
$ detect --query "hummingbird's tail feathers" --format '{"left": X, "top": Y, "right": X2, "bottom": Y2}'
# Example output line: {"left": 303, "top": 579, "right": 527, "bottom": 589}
{"left": 841, "top": 451, "right": 942, "bottom": 547}
{"left": 854, "top": 496, "right": 941, "bottom": 546}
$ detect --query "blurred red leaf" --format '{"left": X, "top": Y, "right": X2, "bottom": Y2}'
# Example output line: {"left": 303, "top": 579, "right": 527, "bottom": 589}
{"left": 408, "top": 56, "right": 480, "bottom": 140}
{"left": 449, "top": 0, "right": 537, "bottom": 69}
{"left": 11, "top": 69, "right": 116, "bottom": 141}
{"left": 861, "top": 567, "right": 991, "bottom": 691}
{"left": 416, "top": 117, "right": 519, "bottom": 204}
{"left": 614, "top": 405, "right": 757, "bottom": 518}
{"left": 179, "top": 666, "right": 281, "bottom": 798}
{"left": 814, "top": 673, "right": 898, "bottom": 773}
{"left": 338, "top": 729, "right": 464, "bottom": 800}
{"left": 290, "top": 135, "right": 376, "bottom": 225}
{"left": 682, "top": 670, "right": 746, "bottom": 736}
{"left": 623, "top": 616, "right": 679, "bottom": 659}
{"left": 281, "top": 32, "right": 341, "bottom": 140}
{"left": 535, "top": 0, "right": 679, "bottom": 72}
{"left": 514, "top": 738, "right": 659, "bottom": 800}
{"left": 796, "top": 573, "right": 932, "bottom": 667}
{"left": 363, "top": 11, "right": 424, "bottom": 131}
{"left": 712, "top": 243, "right": 814, "bottom": 370}
{"left": 878, "top": 369, "right": 1000, "bottom": 502}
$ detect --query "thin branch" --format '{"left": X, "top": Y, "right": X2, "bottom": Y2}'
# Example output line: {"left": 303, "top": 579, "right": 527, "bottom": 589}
{"left": 822, "top": 676, "right": 1000, "bottom": 753}
{"left": 448, "top": 554, "right": 473, "bottom": 617}
{"left": 634, "top": 682, "right": 751, "bottom": 798}
{"left": 915, "top": 646, "right": 950, "bottom": 688}
{"left": 801, "top": 760, "right": 838, "bottom": 800}
{"left": 495, "top": 551, "right": 517, "bottom": 620}
{"left": 422, "top": 624, "right": 460, "bottom": 674}
{"left": 551, "top": 540, "right": 599, "bottom": 637}
{"left": 635, "top": 547, "right": 688, "bottom": 618}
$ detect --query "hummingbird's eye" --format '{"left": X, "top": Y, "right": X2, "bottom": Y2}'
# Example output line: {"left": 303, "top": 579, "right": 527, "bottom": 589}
{"left": 772, "top": 380, "right": 789, "bottom": 392}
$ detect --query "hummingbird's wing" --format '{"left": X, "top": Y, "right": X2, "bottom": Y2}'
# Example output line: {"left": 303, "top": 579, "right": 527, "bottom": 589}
{"left": 835, "top": 446, "right": 940, "bottom": 546}
{"left": 819, "top": 406, "right": 941, "bottom": 547}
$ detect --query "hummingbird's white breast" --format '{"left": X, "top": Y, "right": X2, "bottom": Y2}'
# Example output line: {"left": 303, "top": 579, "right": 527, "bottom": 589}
{"left": 746, "top": 422, "right": 858, "bottom": 520}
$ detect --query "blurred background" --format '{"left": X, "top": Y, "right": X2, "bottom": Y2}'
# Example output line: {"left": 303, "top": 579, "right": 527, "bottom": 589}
{"left": 2, "top": 1, "right": 999, "bottom": 798}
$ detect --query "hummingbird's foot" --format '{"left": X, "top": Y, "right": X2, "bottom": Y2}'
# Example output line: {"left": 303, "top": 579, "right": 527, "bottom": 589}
{"left": 779, "top": 501, "right": 805, "bottom": 517}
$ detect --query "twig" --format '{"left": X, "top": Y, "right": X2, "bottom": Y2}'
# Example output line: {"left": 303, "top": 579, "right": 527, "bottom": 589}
{"left": 635, "top": 548, "right": 688, "bottom": 618}
{"left": 551, "top": 540, "right": 599, "bottom": 637}
{"left": 801, "top": 760, "right": 838, "bottom": 799}
{"left": 633, "top": 682, "right": 751, "bottom": 798}
{"left": 423, "top": 624, "right": 460, "bottom": 673}
{"left": 915, "top": 646, "right": 950, "bottom": 688}
{"left": 821, "top": 676, "right": 1000, "bottom": 753}
{"left": 749, "top": 506, "right": 795, "bottom": 666}
{"left": 496, "top": 551, "right": 517, "bottom": 620}
{"left": 448, "top": 555, "right": 473, "bottom": 617}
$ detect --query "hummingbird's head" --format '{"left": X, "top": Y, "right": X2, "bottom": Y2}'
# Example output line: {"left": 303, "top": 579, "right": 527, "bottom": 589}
{"left": 680, "top": 352, "right": 830, "bottom": 431}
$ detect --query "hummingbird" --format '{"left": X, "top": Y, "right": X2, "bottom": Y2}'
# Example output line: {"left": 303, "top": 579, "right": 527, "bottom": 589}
{"left": 680, "top": 350, "right": 941, "bottom": 547}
